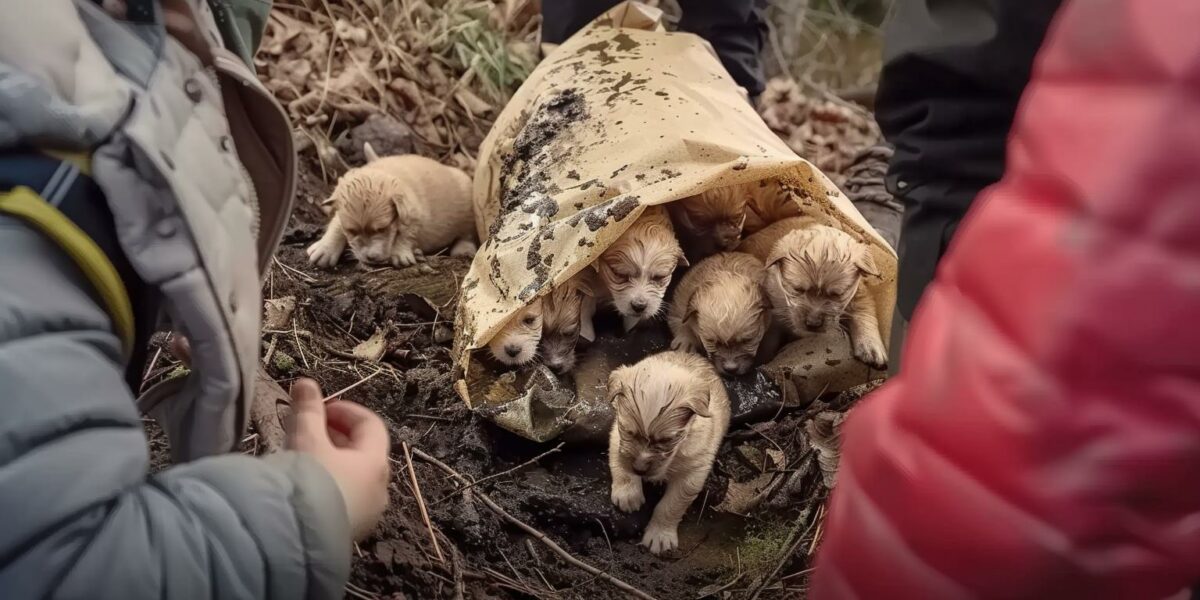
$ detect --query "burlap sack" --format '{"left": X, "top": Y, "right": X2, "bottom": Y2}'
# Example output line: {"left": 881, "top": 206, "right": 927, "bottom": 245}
{"left": 452, "top": 1, "right": 896, "bottom": 442}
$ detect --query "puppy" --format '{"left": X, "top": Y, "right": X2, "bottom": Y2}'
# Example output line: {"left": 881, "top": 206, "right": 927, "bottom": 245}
{"left": 487, "top": 298, "right": 544, "bottom": 366}
{"left": 742, "top": 180, "right": 800, "bottom": 235}
{"left": 593, "top": 206, "right": 687, "bottom": 332}
{"left": 608, "top": 351, "right": 730, "bottom": 554}
{"left": 668, "top": 185, "right": 749, "bottom": 261}
{"left": 307, "top": 144, "right": 478, "bottom": 268}
{"left": 667, "top": 252, "right": 770, "bottom": 377}
{"left": 739, "top": 217, "right": 887, "bottom": 369}
{"left": 539, "top": 270, "right": 598, "bottom": 374}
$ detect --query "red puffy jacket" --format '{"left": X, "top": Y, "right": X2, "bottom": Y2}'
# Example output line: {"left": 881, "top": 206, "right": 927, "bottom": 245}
{"left": 812, "top": 1, "right": 1200, "bottom": 598}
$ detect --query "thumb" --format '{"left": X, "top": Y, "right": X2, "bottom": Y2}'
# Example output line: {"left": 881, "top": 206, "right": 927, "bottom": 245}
{"left": 287, "top": 378, "right": 330, "bottom": 450}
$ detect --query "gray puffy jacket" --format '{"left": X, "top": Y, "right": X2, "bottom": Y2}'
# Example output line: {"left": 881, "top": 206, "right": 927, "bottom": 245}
{"left": 0, "top": 0, "right": 350, "bottom": 597}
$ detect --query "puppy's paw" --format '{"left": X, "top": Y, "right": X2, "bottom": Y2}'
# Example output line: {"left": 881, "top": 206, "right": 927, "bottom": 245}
{"left": 852, "top": 336, "right": 888, "bottom": 370}
{"left": 306, "top": 238, "right": 343, "bottom": 267}
{"left": 670, "top": 336, "right": 698, "bottom": 353}
{"left": 610, "top": 481, "right": 644, "bottom": 513}
{"left": 451, "top": 239, "right": 478, "bottom": 259}
{"left": 640, "top": 523, "right": 679, "bottom": 555}
{"left": 391, "top": 248, "right": 418, "bottom": 267}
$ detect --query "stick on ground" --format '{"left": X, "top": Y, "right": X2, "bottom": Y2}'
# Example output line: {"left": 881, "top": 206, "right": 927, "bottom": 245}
{"left": 434, "top": 442, "right": 563, "bottom": 505}
{"left": 402, "top": 442, "right": 445, "bottom": 564}
{"left": 412, "top": 447, "right": 659, "bottom": 600}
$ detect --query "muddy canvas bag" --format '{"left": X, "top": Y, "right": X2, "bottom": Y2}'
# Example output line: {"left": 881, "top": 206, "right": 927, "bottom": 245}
{"left": 453, "top": 1, "right": 896, "bottom": 443}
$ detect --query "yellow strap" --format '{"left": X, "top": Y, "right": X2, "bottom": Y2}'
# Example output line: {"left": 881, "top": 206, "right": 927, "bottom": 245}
{"left": 0, "top": 186, "right": 135, "bottom": 358}
{"left": 41, "top": 149, "right": 93, "bottom": 176}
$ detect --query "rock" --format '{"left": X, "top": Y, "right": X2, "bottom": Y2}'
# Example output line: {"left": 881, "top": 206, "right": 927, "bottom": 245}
{"left": 337, "top": 114, "right": 416, "bottom": 164}
{"left": 433, "top": 325, "right": 454, "bottom": 345}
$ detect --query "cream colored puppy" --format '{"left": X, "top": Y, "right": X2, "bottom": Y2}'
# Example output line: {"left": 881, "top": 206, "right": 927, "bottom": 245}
{"left": 739, "top": 217, "right": 887, "bottom": 369}
{"left": 742, "top": 180, "right": 800, "bottom": 235}
{"left": 539, "top": 270, "right": 598, "bottom": 374}
{"left": 608, "top": 351, "right": 730, "bottom": 554}
{"left": 667, "top": 252, "right": 770, "bottom": 377}
{"left": 669, "top": 184, "right": 749, "bottom": 260}
{"left": 307, "top": 144, "right": 477, "bottom": 268}
{"left": 593, "top": 206, "right": 687, "bottom": 331}
{"left": 487, "top": 298, "right": 544, "bottom": 366}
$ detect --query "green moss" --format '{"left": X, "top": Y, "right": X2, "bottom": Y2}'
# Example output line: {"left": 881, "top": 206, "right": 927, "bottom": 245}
{"left": 273, "top": 351, "right": 297, "bottom": 374}
{"left": 735, "top": 520, "right": 795, "bottom": 579}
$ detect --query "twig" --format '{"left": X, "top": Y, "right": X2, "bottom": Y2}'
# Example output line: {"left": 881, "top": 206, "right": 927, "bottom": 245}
{"left": 412, "top": 448, "right": 660, "bottom": 600}
{"left": 433, "top": 442, "right": 563, "bottom": 505}
{"left": 696, "top": 572, "right": 743, "bottom": 599}
{"left": 322, "top": 367, "right": 383, "bottom": 403}
{"left": 402, "top": 442, "right": 446, "bottom": 564}
{"left": 291, "top": 321, "right": 311, "bottom": 370}
{"left": 343, "top": 581, "right": 377, "bottom": 600}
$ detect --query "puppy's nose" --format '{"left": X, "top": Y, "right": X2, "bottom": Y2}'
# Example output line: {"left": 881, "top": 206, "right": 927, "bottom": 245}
{"left": 630, "top": 299, "right": 648, "bottom": 314}
{"left": 805, "top": 316, "right": 825, "bottom": 331}
{"left": 719, "top": 360, "right": 745, "bottom": 376}
{"left": 632, "top": 464, "right": 649, "bottom": 476}
{"left": 504, "top": 344, "right": 522, "bottom": 358}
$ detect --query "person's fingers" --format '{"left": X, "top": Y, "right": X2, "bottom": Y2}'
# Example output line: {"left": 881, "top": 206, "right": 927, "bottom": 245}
{"left": 327, "top": 427, "right": 351, "bottom": 447}
{"left": 169, "top": 334, "right": 192, "bottom": 367}
{"left": 288, "top": 378, "right": 330, "bottom": 449}
{"left": 325, "top": 401, "right": 389, "bottom": 455}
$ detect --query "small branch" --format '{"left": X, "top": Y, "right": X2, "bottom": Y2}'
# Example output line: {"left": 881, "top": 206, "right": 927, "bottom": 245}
{"left": 322, "top": 367, "right": 383, "bottom": 403}
{"left": 434, "top": 442, "right": 563, "bottom": 505}
{"left": 402, "top": 442, "right": 445, "bottom": 564}
{"left": 412, "top": 447, "right": 659, "bottom": 600}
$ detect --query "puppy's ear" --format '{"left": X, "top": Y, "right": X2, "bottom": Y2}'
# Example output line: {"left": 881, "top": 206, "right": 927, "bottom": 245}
{"left": 676, "top": 250, "right": 690, "bottom": 269}
{"left": 765, "top": 252, "right": 787, "bottom": 271}
{"left": 673, "top": 390, "right": 712, "bottom": 421}
{"left": 683, "top": 298, "right": 699, "bottom": 325}
{"left": 579, "top": 293, "right": 597, "bottom": 342}
{"left": 855, "top": 246, "right": 881, "bottom": 278}
{"left": 363, "top": 142, "right": 381, "bottom": 163}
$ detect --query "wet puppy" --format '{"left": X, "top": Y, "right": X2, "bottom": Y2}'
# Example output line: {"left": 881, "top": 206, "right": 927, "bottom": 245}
{"left": 667, "top": 252, "right": 770, "bottom": 377}
{"left": 608, "top": 351, "right": 730, "bottom": 554}
{"left": 742, "top": 180, "right": 800, "bottom": 235}
{"left": 539, "top": 270, "right": 598, "bottom": 374}
{"left": 307, "top": 144, "right": 477, "bottom": 268}
{"left": 669, "top": 185, "right": 749, "bottom": 261}
{"left": 487, "top": 298, "right": 544, "bottom": 366}
{"left": 593, "top": 206, "right": 687, "bottom": 332}
{"left": 739, "top": 217, "right": 887, "bottom": 369}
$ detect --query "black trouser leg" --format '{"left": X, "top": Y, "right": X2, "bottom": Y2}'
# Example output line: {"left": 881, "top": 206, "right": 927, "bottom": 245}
{"left": 877, "top": 0, "right": 1065, "bottom": 368}
{"left": 541, "top": 0, "right": 768, "bottom": 97}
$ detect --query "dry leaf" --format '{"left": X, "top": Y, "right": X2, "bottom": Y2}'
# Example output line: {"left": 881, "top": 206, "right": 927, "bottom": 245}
{"left": 263, "top": 296, "right": 296, "bottom": 330}
{"left": 353, "top": 329, "right": 389, "bottom": 362}
{"left": 454, "top": 88, "right": 493, "bottom": 116}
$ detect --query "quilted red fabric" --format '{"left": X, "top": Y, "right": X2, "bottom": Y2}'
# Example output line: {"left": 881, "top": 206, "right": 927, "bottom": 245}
{"left": 811, "top": 1, "right": 1200, "bottom": 598}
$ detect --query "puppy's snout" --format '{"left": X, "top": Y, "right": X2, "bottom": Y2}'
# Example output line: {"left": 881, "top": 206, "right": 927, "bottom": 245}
{"left": 805, "top": 315, "right": 826, "bottom": 331}
{"left": 717, "top": 359, "right": 748, "bottom": 376}
{"left": 631, "top": 454, "right": 654, "bottom": 475}
{"left": 504, "top": 344, "right": 522, "bottom": 358}
{"left": 630, "top": 299, "right": 649, "bottom": 314}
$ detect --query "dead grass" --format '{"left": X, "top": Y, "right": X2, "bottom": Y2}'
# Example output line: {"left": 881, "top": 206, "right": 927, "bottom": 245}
{"left": 258, "top": 0, "right": 540, "bottom": 179}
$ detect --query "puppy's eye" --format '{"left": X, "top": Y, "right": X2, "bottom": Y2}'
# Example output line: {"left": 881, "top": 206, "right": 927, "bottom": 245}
{"left": 651, "top": 274, "right": 668, "bottom": 285}
{"left": 793, "top": 284, "right": 810, "bottom": 294}
{"left": 614, "top": 273, "right": 631, "bottom": 284}
{"left": 344, "top": 227, "right": 361, "bottom": 236}
{"left": 522, "top": 315, "right": 538, "bottom": 326}
{"left": 564, "top": 326, "right": 579, "bottom": 336}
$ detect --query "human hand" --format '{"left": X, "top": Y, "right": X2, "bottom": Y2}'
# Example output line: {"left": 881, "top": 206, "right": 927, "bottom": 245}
{"left": 287, "top": 378, "right": 390, "bottom": 540}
